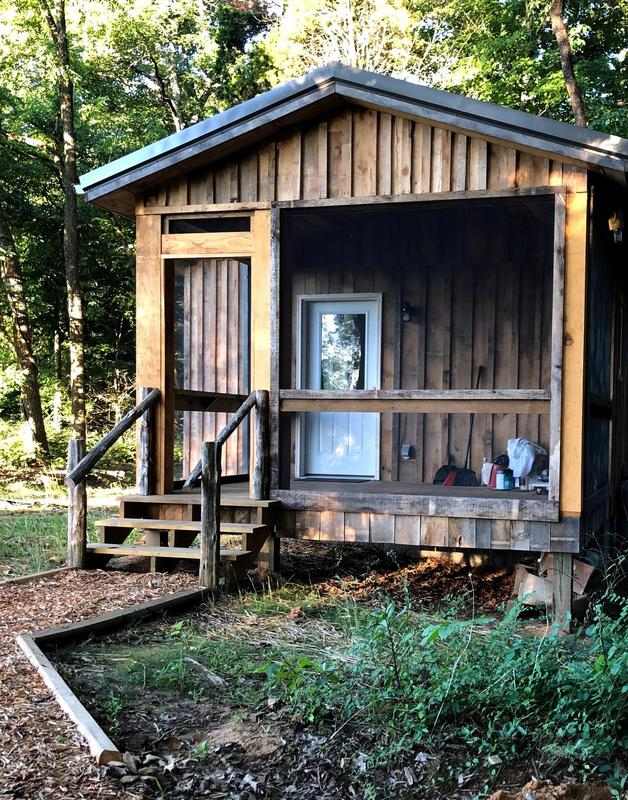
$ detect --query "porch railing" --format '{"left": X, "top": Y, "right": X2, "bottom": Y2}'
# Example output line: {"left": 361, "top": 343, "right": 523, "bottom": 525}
{"left": 192, "top": 390, "right": 270, "bottom": 589}
{"left": 64, "top": 386, "right": 161, "bottom": 569}
{"left": 62, "top": 386, "right": 270, "bottom": 590}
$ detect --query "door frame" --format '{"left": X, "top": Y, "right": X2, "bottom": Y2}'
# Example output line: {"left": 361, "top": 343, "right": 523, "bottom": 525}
{"left": 295, "top": 292, "right": 383, "bottom": 480}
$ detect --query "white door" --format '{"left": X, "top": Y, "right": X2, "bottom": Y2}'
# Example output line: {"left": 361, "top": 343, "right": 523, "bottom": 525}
{"left": 299, "top": 296, "right": 381, "bottom": 478}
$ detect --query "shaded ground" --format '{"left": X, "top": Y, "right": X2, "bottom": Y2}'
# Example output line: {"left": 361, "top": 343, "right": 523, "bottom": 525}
{"left": 0, "top": 542, "right": 618, "bottom": 799}
{"left": 281, "top": 539, "right": 515, "bottom": 611}
{"left": 0, "top": 569, "right": 198, "bottom": 799}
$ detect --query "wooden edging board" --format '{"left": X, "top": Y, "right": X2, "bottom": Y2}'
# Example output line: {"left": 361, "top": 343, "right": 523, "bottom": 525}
{"left": 16, "top": 586, "right": 206, "bottom": 765}
{"left": 1, "top": 566, "right": 71, "bottom": 587}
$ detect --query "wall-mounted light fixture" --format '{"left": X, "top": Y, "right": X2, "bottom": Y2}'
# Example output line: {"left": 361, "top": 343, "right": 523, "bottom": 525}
{"left": 401, "top": 302, "right": 414, "bottom": 322}
{"left": 609, "top": 210, "right": 624, "bottom": 244}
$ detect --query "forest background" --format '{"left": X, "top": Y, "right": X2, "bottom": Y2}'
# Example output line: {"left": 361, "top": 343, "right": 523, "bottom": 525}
{"left": 0, "top": 0, "right": 626, "bottom": 484}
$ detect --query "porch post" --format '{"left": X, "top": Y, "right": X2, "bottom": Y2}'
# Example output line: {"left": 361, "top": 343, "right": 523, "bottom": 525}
{"left": 549, "top": 552, "right": 573, "bottom": 632}
{"left": 252, "top": 390, "right": 270, "bottom": 500}
{"left": 137, "top": 386, "right": 156, "bottom": 495}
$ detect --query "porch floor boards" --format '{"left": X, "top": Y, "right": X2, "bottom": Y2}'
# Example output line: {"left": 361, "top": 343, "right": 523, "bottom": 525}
{"left": 288, "top": 480, "right": 534, "bottom": 501}
{"left": 166, "top": 479, "right": 536, "bottom": 502}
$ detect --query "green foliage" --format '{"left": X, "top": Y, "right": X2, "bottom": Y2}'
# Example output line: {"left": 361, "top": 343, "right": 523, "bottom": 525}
{"left": 264, "top": 597, "right": 628, "bottom": 784}
{"left": 0, "top": 505, "right": 114, "bottom": 575}
{"left": 0, "top": 0, "right": 274, "bottom": 475}
{"left": 406, "top": 0, "right": 628, "bottom": 134}
{"left": 103, "top": 691, "right": 125, "bottom": 734}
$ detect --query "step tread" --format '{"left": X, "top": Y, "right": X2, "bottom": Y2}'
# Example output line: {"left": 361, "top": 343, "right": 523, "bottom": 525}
{"left": 87, "top": 543, "right": 251, "bottom": 561}
{"left": 121, "top": 493, "right": 278, "bottom": 508}
{"left": 95, "top": 518, "right": 268, "bottom": 534}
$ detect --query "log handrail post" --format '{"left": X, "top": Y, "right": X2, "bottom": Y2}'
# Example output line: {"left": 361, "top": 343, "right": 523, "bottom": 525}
{"left": 200, "top": 440, "right": 221, "bottom": 590}
{"left": 137, "top": 386, "right": 155, "bottom": 495}
{"left": 67, "top": 437, "right": 87, "bottom": 568}
{"left": 252, "top": 389, "right": 270, "bottom": 501}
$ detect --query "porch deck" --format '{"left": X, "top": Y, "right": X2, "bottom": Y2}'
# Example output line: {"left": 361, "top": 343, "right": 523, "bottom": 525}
{"left": 288, "top": 480, "right": 532, "bottom": 501}
{"left": 170, "top": 480, "right": 532, "bottom": 502}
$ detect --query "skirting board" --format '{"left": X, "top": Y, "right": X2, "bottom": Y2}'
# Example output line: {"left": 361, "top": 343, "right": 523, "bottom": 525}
{"left": 277, "top": 510, "right": 581, "bottom": 553}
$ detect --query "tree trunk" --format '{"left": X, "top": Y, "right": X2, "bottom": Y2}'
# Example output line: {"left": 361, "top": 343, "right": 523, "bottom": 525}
{"left": 0, "top": 217, "right": 50, "bottom": 460}
{"left": 550, "top": 0, "right": 587, "bottom": 126}
{"left": 41, "top": 0, "right": 86, "bottom": 441}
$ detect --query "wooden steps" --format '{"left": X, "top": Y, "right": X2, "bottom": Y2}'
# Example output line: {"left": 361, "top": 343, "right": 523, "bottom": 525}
{"left": 121, "top": 493, "right": 278, "bottom": 508}
{"left": 92, "top": 488, "right": 280, "bottom": 577}
{"left": 87, "top": 543, "right": 251, "bottom": 562}
{"left": 95, "top": 518, "right": 269, "bottom": 535}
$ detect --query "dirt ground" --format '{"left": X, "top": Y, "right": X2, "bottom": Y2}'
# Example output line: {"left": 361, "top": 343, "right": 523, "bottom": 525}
{"left": 0, "top": 569, "right": 198, "bottom": 799}
{"left": 0, "top": 543, "right": 614, "bottom": 799}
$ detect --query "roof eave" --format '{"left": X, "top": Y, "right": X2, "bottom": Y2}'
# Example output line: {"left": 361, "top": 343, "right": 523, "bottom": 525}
{"left": 80, "top": 63, "right": 628, "bottom": 211}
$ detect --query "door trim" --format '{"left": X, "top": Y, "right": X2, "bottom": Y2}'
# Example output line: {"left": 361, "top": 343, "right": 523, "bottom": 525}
{"left": 295, "top": 293, "right": 382, "bottom": 480}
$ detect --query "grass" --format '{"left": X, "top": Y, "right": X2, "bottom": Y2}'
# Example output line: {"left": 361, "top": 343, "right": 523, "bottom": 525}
{"left": 0, "top": 508, "right": 118, "bottom": 577}
{"left": 0, "top": 485, "right": 123, "bottom": 577}
{"left": 56, "top": 575, "right": 628, "bottom": 797}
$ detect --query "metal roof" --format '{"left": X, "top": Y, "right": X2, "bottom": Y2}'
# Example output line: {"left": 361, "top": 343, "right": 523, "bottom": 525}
{"left": 79, "top": 62, "right": 628, "bottom": 212}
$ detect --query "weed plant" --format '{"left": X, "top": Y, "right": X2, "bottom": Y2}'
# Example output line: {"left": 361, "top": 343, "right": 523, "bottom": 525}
{"left": 264, "top": 579, "right": 628, "bottom": 789}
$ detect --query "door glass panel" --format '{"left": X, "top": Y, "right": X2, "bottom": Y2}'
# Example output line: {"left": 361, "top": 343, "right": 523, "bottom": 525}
{"left": 300, "top": 297, "right": 380, "bottom": 479}
{"left": 320, "top": 313, "right": 366, "bottom": 390}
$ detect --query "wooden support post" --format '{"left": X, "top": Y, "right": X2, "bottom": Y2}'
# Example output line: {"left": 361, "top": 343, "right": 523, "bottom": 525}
{"left": 67, "top": 437, "right": 87, "bottom": 569}
{"left": 549, "top": 552, "right": 573, "bottom": 632}
{"left": 258, "top": 533, "right": 280, "bottom": 578}
{"left": 137, "top": 386, "right": 155, "bottom": 495}
{"left": 200, "top": 441, "right": 221, "bottom": 589}
{"left": 252, "top": 389, "right": 270, "bottom": 500}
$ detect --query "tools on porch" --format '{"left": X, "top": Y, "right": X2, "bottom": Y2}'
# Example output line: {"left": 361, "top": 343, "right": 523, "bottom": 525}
{"left": 433, "top": 366, "right": 484, "bottom": 488}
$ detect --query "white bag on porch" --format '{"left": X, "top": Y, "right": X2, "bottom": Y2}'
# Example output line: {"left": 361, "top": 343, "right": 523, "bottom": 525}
{"left": 507, "top": 438, "right": 547, "bottom": 479}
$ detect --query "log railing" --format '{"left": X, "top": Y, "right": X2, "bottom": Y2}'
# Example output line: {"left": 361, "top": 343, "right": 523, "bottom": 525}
{"left": 182, "top": 390, "right": 270, "bottom": 498}
{"left": 192, "top": 390, "right": 270, "bottom": 589}
{"left": 64, "top": 387, "right": 161, "bottom": 569}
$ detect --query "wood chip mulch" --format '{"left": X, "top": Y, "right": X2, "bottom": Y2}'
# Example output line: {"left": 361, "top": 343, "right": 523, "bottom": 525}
{"left": 0, "top": 569, "right": 198, "bottom": 800}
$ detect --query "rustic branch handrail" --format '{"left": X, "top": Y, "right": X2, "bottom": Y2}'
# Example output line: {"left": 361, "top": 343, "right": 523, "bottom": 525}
{"left": 182, "top": 392, "right": 257, "bottom": 489}
{"left": 65, "top": 388, "right": 161, "bottom": 488}
{"left": 197, "top": 390, "right": 270, "bottom": 589}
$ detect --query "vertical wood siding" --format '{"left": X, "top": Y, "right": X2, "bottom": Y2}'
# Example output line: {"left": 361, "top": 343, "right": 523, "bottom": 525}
{"left": 144, "top": 106, "right": 584, "bottom": 211}
{"left": 174, "top": 259, "right": 249, "bottom": 477}
{"left": 141, "top": 104, "right": 587, "bottom": 510}
{"left": 284, "top": 237, "right": 553, "bottom": 483}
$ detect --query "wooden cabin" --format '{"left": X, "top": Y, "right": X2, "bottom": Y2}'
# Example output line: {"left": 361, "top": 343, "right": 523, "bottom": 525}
{"left": 78, "top": 64, "right": 628, "bottom": 619}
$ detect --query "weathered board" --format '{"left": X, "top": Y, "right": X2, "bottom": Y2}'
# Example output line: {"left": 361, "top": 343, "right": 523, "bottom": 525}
{"left": 174, "top": 259, "right": 249, "bottom": 478}
{"left": 278, "top": 507, "right": 578, "bottom": 553}
{"left": 142, "top": 107, "right": 585, "bottom": 213}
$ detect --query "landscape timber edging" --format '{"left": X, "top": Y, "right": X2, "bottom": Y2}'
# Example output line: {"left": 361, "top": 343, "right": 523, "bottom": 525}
{"left": 15, "top": 586, "right": 207, "bottom": 765}
{"left": 1, "top": 566, "right": 71, "bottom": 586}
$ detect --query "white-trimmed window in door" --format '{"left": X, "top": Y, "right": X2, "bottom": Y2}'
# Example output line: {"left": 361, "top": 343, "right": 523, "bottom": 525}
{"left": 296, "top": 294, "right": 382, "bottom": 479}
